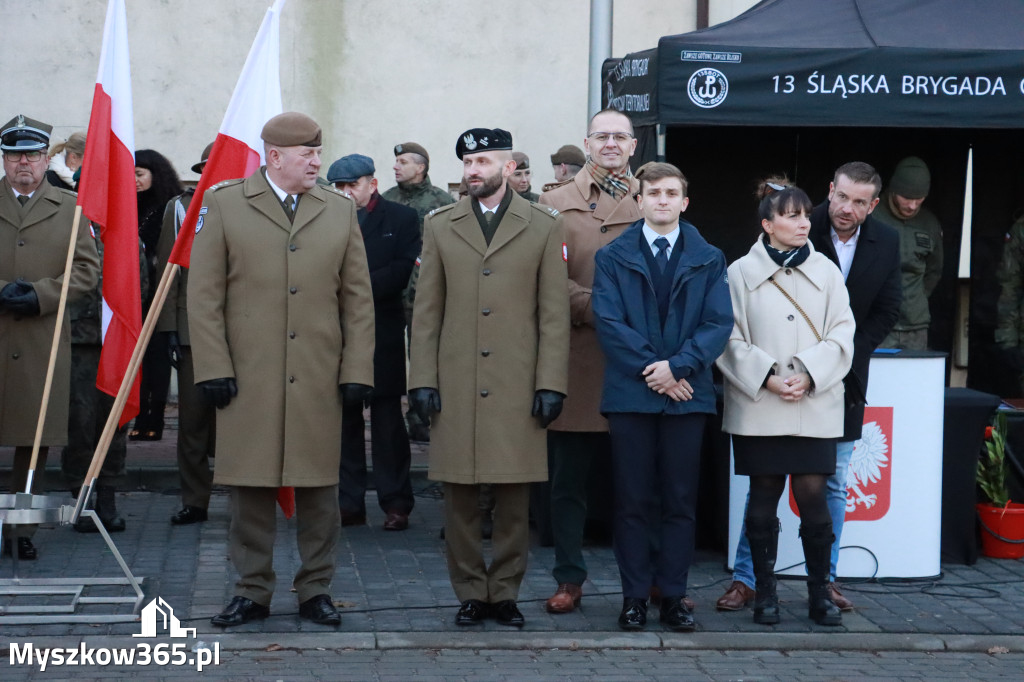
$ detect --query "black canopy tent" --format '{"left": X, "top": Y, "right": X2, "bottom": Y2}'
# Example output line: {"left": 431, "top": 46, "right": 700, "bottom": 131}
{"left": 603, "top": 0, "right": 1024, "bottom": 395}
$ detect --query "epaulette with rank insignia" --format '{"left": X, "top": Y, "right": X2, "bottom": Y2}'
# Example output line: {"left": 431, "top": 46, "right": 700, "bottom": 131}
{"left": 532, "top": 203, "right": 559, "bottom": 218}
{"left": 427, "top": 203, "right": 457, "bottom": 219}
{"left": 208, "top": 178, "right": 244, "bottom": 192}
{"left": 323, "top": 184, "right": 351, "bottom": 200}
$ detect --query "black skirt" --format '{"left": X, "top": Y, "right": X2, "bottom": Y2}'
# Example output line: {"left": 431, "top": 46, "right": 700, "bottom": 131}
{"left": 732, "top": 435, "right": 836, "bottom": 476}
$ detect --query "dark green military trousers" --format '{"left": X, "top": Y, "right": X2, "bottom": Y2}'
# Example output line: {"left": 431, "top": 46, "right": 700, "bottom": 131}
{"left": 443, "top": 482, "right": 530, "bottom": 603}
{"left": 229, "top": 484, "right": 340, "bottom": 606}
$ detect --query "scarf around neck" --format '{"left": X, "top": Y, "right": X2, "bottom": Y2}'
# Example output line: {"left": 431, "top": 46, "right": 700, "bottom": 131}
{"left": 586, "top": 159, "right": 632, "bottom": 200}
{"left": 762, "top": 232, "right": 810, "bottom": 268}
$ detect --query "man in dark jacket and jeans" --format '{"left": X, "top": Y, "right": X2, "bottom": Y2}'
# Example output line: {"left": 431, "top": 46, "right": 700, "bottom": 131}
{"left": 592, "top": 162, "right": 732, "bottom": 632}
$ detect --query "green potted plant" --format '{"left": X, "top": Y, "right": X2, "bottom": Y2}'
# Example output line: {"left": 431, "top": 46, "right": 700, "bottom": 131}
{"left": 977, "top": 412, "right": 1024, "bottom": 559}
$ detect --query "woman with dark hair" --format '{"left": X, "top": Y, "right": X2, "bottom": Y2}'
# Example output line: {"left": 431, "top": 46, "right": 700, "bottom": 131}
{"left": 716, "top": 177, "right": 855, "bottom": 627}
{"left": 130, "top": 149, "right": 182, "bottom": 441}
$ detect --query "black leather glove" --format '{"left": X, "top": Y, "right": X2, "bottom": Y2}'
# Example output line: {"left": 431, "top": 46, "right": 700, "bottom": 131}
{"left": 0, "top": 281, "right": 23, "bottom": 308}
{"left": 197, "top": 377, "right": 237, "bottom": 409}
{"left": 1003, "top": 346, "right": 1024, "bottom": 374}
{"left": 408, "top": 387, "right": 441, "bottom": 423}
{"left": 166, "top": 332, "right": 181, "bottom": 370}
{"left": 532, "top": 389, "right": 566, "bottom": 428}
{"left": 339, "top": 383, "right": 373, "bottom": 406}
{"left": 3, "top": 279, "right": 40, "bottom": 316}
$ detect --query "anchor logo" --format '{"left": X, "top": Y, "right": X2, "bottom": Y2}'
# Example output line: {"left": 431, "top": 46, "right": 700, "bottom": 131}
{"left": 687, "top": 68, "right": 728, "bottom": 109}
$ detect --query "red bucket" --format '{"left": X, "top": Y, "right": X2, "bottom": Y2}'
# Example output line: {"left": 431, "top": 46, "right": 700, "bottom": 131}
{"left": 977, "top": 502, "right": 1024, "bottom": 559}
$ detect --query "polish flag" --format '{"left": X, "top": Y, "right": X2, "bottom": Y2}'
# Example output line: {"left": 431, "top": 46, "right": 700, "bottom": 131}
{"left": 168, "top": 0, "right": 294, "bottom": 517}
{"left": 77, "top": 0, "right": 141, "bottom": 427}
{"left": 167, "top": 0, "right": 286, "bottom": 268}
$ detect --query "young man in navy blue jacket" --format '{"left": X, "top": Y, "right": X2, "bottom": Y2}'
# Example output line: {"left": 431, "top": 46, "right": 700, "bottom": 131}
{"left": 592, "top": 162, "right": 733, "bottom": 632}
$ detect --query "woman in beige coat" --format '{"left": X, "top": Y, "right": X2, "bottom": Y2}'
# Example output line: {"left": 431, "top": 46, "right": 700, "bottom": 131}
{"left": 717, "top": 179, "right": 854, "bottom": 627}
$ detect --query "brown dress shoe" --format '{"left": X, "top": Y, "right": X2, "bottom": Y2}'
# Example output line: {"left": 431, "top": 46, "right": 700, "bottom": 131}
{"left": 828, "top": 583, "right": 854, "bottom": 611}
{"left": 716, "top": 581, "right": 755, "bottom": 611}
{"left": 545, "top": 583, "right": 583, "bottom": 613}
{"left": 383, "top": 511, "right": 409, "bottom": 531}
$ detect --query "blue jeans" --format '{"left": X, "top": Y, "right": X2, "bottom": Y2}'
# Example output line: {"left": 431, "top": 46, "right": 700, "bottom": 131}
{"left": 732, "top": 440, "right": 855, "bottom": 587}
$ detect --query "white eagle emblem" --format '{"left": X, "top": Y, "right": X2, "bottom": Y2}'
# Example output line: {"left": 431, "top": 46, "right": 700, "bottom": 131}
{"left": 463, "top": 134, "right": 477, "bottom": 151}
{"left": 845, "top": 421, "right": 889, "bottom": 511}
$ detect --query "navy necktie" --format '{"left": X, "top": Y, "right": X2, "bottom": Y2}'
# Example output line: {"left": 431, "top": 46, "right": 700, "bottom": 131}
{"left": 654, "top": 236, "right": 670, "bottom": 273}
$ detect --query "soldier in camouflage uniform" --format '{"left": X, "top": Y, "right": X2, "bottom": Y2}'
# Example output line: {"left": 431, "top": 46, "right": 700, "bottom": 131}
{"left": 995, "top": 215, "right": 1024, "bottom": 394}
{"left": 874, "top": 157, "right": 943, "bottom": 350}
{"left": 61, "top": 235, "right": 148, "bottom": 533}
{"left": 381, "top": 142, "right": 454, "bottom": 442}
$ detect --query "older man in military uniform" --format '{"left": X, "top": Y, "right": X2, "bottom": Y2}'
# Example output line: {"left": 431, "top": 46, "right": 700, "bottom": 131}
{"left": 189, "top": 112, "right": 375, "bottom": 627}
{"left": 538, "top": 108, "right": 643, "bottom": 614}
{"left": 157, "top": 143, "right": 216, "bottom": 527}
{"left": 1, "top": 115, "right": 100, "bottom": 560}
{"left": 875, "top": 156, "right": 942, "bottom": 350}
{"left": 409, "top": 127, "right": 569, "bottom": 628}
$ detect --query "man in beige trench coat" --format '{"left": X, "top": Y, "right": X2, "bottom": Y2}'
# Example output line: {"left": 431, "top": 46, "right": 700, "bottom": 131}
{"left": 0, "top": 114, "right": 100, "bottom": 561}
{"left": 537, "top": 109, "right": 643, "bottom": 613}
{"left": 189, "top": 112, "right": 375, "bottom": 627}
{"left": 409, "top": 127, "right": 570, "bottom": 628}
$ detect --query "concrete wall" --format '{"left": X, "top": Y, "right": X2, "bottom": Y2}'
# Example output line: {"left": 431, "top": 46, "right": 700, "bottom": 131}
{"left": 2, "top": 0, "right": 756, "bottom": 190}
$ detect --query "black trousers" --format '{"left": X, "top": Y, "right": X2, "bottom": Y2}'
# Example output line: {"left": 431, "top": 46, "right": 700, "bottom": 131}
{"left": 136, "top": 333, "right": 171, "bottom": 433}
{"left": 608, "top": 412, "right": 705, "bottom": 599}
{"left": 339, "top": 396, "right": 414, "bottom": 515}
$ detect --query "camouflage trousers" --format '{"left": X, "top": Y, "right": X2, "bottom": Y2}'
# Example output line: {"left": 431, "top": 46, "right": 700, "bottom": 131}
{"left": 61, "top": 344, "right": 127, "bottom": 489}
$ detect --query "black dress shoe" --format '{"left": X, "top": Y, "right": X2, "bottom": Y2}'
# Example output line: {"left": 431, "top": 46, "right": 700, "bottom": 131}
{"left": 618, "top": 598, "right": 648, "bottom": 631}
{"left": 2, "top": 537, "right": 38, "bottom": 560}
{"left": 211, "top": 596, "right": 270, "bottom": 626}
{"left": 660, "top": 596, "right": 696, "bottom": 632}
{"left": 492, "top": 600, "right": 525, "bottom": 627}
{"left": 455, "top": 599, "right": 488, "bottom": 626}
{"left": 299, "top": 594, "right": 341, "bottom": 625}
{"left": 171, "top": 506, "right": 208, "bottom": 525}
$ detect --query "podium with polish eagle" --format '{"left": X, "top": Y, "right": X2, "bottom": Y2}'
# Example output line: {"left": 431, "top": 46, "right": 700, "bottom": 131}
{"left": 728, "top": 352, "right": 945, "bottom": 579}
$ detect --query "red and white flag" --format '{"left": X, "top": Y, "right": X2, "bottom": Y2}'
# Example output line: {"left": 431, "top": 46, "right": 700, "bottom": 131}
{"left": 77, "top": 0, "right": 141, "bottom": 427}
{"left": 167, "top": 0, "right": 294, "bottom": 517}
{"left": 167, "top": 0, "right": 286, "bottom": 268}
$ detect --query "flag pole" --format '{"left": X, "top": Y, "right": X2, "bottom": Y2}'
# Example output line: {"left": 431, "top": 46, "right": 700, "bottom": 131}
{"left": 72, "top": 260, "right": 179, "bottom": 521}
{"left": 24, "top": 205, "right": 87, "bottom": 494}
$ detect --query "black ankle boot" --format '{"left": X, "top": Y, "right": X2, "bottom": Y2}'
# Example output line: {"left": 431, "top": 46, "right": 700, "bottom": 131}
{"left": 75, "top": 486, "right": 126, "bottom": 533}
{"left": 745, "top": 516, "right": 780, "bottom": 625}
{"left": 800, "top": 522, "right": 841, "bottom": 626}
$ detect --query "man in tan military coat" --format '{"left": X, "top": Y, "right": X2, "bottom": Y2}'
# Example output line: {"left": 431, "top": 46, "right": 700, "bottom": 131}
{"left": 537, "top": 109, "right": 642, "bottom": 613}
{"left": 189, "top": 113, "right": 375, "bottom": 627}
{"left": 409, "top": 127, "right": 569, "bottom": 628}
{"left": 0, "top": 115, "right": 100, "bottom": 560}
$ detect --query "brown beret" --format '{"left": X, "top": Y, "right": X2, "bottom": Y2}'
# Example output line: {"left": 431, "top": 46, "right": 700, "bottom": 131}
{"left": 550, "top": 144, "right": 585, "bottom": 167}
{"left": 512, "top": 151, "right": 530, "bottom": 170}
{"left": 393, "top": 142, "right": 429, "bottom": 162}
{"left": 261, "top": 112, "right": 322, "bottom": 147}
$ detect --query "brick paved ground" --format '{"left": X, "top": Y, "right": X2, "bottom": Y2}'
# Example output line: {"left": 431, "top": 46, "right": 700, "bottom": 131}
{"left": 3, "top": 413, "right": 1024, "bottom": 680}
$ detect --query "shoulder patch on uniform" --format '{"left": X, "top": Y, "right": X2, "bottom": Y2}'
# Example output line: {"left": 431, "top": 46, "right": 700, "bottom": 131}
{"left": 57, "top": 187, "right": 78, "bottom": 199}
{"left": 209, "top": 178, "right": 244, "bottom": 192}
